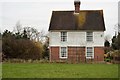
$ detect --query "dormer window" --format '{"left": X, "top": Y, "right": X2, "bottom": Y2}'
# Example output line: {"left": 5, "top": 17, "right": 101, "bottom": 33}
{"left": 86, "top": 32, "right": 93, "bottom": 42}
{"left": 61, "top": 32, "right": 67, "bottom": 42}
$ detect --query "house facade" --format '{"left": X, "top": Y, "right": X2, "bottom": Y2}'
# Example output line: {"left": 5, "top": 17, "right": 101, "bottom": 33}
{"left": 48, "top": 0, "right": 105, "bottom": 63}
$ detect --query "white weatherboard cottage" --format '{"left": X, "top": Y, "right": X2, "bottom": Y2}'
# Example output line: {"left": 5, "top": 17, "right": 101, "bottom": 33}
{"left": 48, "top": 0, "right": 105, "bottom": 63}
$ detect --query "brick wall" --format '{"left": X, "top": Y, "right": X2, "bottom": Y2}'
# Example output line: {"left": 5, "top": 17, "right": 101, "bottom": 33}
{"left": 50, "top": 46, "right": 59, "bottom": 61}
{"left": 50, "top": 46, "right": 104, "bottom": 62}
{"left": 50, "top": 46, "right": 86, "bottom": 63}
{"left": 94, "top": 47, "right": 104, "bottom": 61}
{"left": 68, "top": 47, "right": 85, "bottom": 63}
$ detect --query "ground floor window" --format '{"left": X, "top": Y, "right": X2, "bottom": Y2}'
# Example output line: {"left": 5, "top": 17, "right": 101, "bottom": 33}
{"left": 86, "top": 47, "right": 94, "bottom": 58}
{"left": 60, "top": 47, "right": 67, "bottom": 58}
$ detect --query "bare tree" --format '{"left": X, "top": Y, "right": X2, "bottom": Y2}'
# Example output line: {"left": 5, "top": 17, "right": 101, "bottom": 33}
{"left": 37, "top": 29, "right": 45, "bottom": 42}
{"left": 13, "top": 21, "right": 46, "bottom": 42}
{"left": 13, "top": 21, "right": 22, "bottom": 34}
{"left": 23, "top": 27, "right": 36, "bottom": 40}
{"left": 23, "top": 27, "right": 45, "bottom": 42}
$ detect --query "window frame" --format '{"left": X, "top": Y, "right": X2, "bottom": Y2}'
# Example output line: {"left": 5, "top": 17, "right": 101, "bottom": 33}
{"left": 61, "top": 32, "right": 67, "bottom": 42}
{"left": 60, "top": 47, "right": 67, "bottom": 59}
{"left": 86, "top": 32, "right": 93, "bottom": 42}
{"left": 86, "top": 47, "right": 94, "bottom": 59}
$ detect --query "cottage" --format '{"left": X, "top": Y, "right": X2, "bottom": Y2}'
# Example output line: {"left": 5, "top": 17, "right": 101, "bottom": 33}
{"left": 48, "top": 0, "right": 105, "bottom": 63}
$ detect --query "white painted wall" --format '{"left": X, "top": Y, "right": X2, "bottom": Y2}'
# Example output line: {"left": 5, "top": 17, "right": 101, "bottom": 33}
{"left": 93, "top": 32, "right": 104, "bottom": 46}
{"left": 49, "top": 31, "right": 104, "bottom": 47}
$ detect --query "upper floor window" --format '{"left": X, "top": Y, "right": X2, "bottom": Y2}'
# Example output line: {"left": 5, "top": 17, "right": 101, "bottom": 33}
{"left": 61, "top": 32, "right": 67, "bottom": 42}
{"left": 86, "top": 32, "right": 93, "bottom": 42}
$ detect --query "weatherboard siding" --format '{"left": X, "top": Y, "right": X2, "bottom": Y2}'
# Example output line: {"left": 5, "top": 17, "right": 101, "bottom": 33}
{"left": 49, "top": 31, "right": 104, "bottom": 47}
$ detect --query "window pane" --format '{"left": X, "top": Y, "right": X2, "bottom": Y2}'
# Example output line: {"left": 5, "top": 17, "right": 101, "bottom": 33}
{"left": 61, "top": 32, "right": 67, "bottom": 42}
{"left": 87, "top": 47, "right": 93, "bottom": 58}
{"left": 61, "top": 47, "right": 67, "bottom": 58}
{"left": 86, "top": 32, "right": 93, "bottom": 42}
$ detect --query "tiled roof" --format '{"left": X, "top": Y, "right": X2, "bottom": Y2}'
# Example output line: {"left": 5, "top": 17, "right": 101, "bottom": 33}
{"left": 49, "top": 10, "right": 105, "bottom": 31}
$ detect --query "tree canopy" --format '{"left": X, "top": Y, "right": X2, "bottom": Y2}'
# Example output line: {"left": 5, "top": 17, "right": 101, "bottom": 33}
{"left": 2, "top": 26, "right": 49, "bottom": 60}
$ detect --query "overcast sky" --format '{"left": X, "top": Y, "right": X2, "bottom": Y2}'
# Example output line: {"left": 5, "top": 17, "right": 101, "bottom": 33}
{"left": 0, "top": 0, "right": 119, "bottom": 40}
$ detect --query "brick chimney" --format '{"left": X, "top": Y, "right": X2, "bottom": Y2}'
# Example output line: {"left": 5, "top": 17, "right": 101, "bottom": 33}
{"left": 74, "top": 0, "right": 81, "bottom": 13}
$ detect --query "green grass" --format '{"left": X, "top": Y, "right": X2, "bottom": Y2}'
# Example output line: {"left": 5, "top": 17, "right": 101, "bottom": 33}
{"left": 2, "top": 63, "right": 118, "bottom": 78}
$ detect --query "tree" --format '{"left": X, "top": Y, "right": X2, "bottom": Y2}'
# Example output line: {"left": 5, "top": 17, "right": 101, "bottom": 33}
{"left": 2, "top": 29, "right": 44, "bottom": 60}
{"left": 2, "top": 30, "right": 14, "bottom": 38}
{"left": 22, "top": 29, "right": 28, "bottom": 39}
{"left": 111, "top": 33, "right": 120, "bottom": 50}
{"left": 112, "top": 23, "right": 120, "bottom": 50}
{"left": 42, "top": 36, "right": 49, "bottom": 59}
{"left": 111, "top": 35, "right": 118, "bottom": 50}
{"left": 23, "top": 27, "right": 37, "bottom": 40}
{"left": 23, "top": 27, "right": 45, "bottom": 42}
{"left": 13, "top": 21, "right": 22, "bottom": 39}
{"left": 117, "top": 32, "right": 120, "bottom": 49}
{"left": 104, "top": 40, "right": 110, "bottom": 47}
{"left": 2, "top": 21, "right": 46, "bottom": 60}
{"left": 13, "top": 21, "right": 22, "bottom": 34}
{"left": 0, "top": 32, "right": 2, "bottom": 62}
{"left": 2, "top": 30, "right": 16, "bottom": 58}
{"left": 104, "top": 40, "right": 110, "bottom": 54}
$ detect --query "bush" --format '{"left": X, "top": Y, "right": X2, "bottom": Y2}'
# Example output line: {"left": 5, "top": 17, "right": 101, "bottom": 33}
{"left": 106, "top": 50, "right": 120, "bottom": 63}
{"left": 2, "top": 37, "right": 44, "bottom": 60}
{"left": 105, "top": 58, "right": 111, "bottom": 62}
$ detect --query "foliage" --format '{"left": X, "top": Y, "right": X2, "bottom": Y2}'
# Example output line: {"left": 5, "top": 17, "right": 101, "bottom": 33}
{"left": 42, "top": 37, "right": 49, "bottom": 59}
{"left": 111, "top": 35, "right": 118, "bottom": 50}
{"left": 0, "top": 32, "right": 2, "bottom": 62}
{"left": 111, "top": 32, "right": 120, "bottom": 50}
{"left": 104, "top": 58, "right": 111, "bottom": 62}
{"left": 23, "top": 27, "right": 38, "bottom": 40}
{"left": 42, "top": 45, "right": 49, "bottom": 59}
{"left": 2, "top": 30, "right": 14, "bottom": 38}
{"left": 2, "top": 37, "right": 42, "bottom": 60}
{"left": 104, "top": 40, "right": 110, "bottom": 54}
{"left": 2, "top": 63, "right": 118, "bottom": 78}
{"left": 33, "top": 41, "right": 44, "bottom": 58}
{"left": 109, "top": 33, "right": 120, "bottom": 63}
{"left": 109, "top": 50, "right": 120, "bottom": 57}
{"left": 23, "top": 27, "right": 45, "bottom": 42}
{"left": 104, "top": 40, "right": 110, "bottom": 47}
{"left": 105, "top": 50, "right": 120, "bottom": 63}
{"left": 2, "top": 28, "right": 45, "bottom": 60}
{"left": 117, "top": 33, "right": 120, "bottom": 49}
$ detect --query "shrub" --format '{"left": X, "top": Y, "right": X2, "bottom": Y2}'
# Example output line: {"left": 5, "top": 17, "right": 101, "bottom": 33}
{"left": 2, "top": 37, "right": 43, "bottom": 60}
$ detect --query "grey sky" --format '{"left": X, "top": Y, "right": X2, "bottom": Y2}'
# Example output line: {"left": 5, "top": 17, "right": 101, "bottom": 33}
{"left": 0, "top": 0, "right": 118, "bottom": 40}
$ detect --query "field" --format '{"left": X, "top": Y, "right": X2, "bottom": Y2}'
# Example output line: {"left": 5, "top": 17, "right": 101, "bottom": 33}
{"left": 2, "top": 63, "right": 118, "bottom": 78}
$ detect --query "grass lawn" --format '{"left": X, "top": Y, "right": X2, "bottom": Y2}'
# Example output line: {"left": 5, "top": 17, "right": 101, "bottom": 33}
{"left": 2, "top": 63, "right": 118, "bottom": 78}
